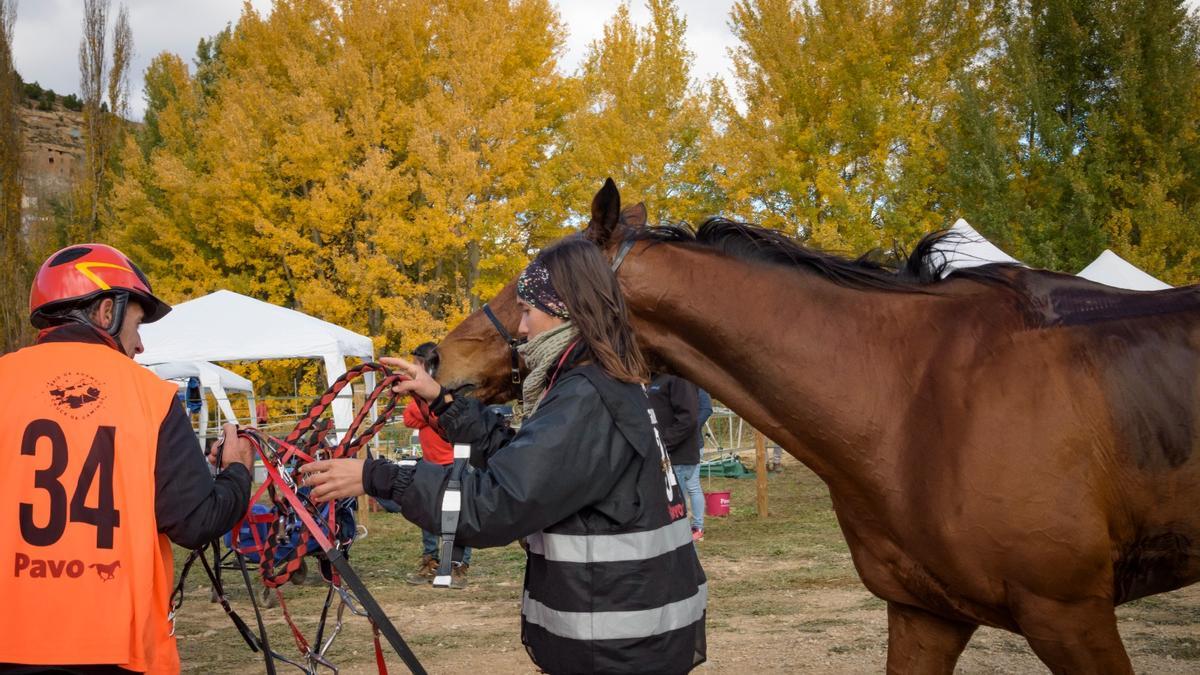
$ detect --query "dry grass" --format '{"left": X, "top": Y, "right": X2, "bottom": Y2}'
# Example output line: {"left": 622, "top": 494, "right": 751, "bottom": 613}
{"left": 171, "top": 457, "right": 1200, "bottom": 673}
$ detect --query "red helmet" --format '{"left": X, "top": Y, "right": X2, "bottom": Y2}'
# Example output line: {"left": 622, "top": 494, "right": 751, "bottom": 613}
{"left": 29, "top": 244, "right": 171, "bottom": 329}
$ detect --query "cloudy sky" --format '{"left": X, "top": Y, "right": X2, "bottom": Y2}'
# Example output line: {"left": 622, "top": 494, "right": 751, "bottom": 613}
{"left": 10, "top": 0, "right": 740, "bottom": 121}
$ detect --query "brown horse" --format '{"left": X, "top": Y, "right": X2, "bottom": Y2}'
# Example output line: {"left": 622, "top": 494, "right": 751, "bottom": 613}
{"left": 431, "top": 179, "right": 1200, "bottom": 673}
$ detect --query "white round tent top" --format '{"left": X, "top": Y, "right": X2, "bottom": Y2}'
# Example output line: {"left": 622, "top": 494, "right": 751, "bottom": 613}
{"left": 1077, "top": 250, "right": 1172, "bottom": 292}
{"left": 136, "top": 289, "right": 374, "bottom": 365}
{"left": 135, "top": 290, "right": 374, "bottom": 440}
{"left": 926, "top": 219, "right": 1022, "bottom": 278}
{"left": 149, "top": 360, "right": 254, "bottom": 393}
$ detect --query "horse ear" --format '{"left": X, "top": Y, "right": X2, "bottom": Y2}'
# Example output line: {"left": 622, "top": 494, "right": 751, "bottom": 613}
{"left": 620, "top": 202, "right": 647, "bottom": 229}
{"left": 584, "top": 178, "right": 621, "bottom": 246}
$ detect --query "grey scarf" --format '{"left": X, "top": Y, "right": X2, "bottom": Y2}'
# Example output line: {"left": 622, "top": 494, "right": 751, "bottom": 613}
{"left": 517, "top": 322, "right": 580, "bottom": 419}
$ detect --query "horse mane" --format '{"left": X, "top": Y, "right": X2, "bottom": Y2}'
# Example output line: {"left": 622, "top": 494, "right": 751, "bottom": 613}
{"left": 625, "top": 216, "right": 1022, "bottom": 293}
{"left": 622, "top": 217, "right": 1200, "bottom": 326}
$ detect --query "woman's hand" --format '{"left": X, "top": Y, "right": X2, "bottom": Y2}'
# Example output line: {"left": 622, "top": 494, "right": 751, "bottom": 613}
{"left": 298, "top": 458, "right": 366, "bottom": 502}
{"left": 381, "top": 356, "right": 442, "bottom": 402}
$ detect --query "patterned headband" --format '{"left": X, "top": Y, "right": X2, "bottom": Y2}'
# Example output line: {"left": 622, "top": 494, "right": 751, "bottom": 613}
{"left": 517, "top": 259, "right": 570, "bottom": 320}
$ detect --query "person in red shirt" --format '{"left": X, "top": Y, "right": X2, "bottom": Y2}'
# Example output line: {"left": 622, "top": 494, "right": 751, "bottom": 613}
{"left": 402, "top": 342, "right": 471, "bottom": 588}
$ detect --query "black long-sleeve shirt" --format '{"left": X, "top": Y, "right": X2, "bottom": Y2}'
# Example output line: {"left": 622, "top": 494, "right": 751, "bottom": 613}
{"left": 647, "top": 373, "right": 701, "bottom": 465}
{"left": 40, "top": 324, "right": 251, "bottom": 549}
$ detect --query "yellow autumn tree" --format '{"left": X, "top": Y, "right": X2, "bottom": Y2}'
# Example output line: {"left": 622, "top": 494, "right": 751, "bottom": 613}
{"left": 400, "top": 0, "right": 573, "bottom": 307}
{"left": 110, "top": 0, "right": 571, "bottom": 355}
{"left": 714, "top": 0, "right": 982, "bottom": 252}
{"left": 551, "top": 0, "right": 716, "bottom": 229}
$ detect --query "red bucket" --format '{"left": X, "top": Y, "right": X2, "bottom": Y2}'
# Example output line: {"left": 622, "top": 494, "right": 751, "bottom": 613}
{"left": 704, "top": 491, "right": 731, "bottom": 517}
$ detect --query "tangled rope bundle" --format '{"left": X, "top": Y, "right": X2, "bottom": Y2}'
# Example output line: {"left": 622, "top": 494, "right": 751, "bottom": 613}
{"left": 238, "top": 362, "right": 403, "bottom": 588}
{"left": 172, "top": 362, "right": 425, "bottom": 675}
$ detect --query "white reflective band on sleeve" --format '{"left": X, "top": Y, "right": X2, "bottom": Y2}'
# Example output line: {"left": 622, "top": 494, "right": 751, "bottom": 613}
{"left": 522, "top": 583, "right": 707, "bottom": 641}
{"left": 441, "top": 490, "right": 461, "bottom": 512}
{"left": 453, "top": 444, "right": 471, "bottom": 459}
{"left": 525, "top": 530, "right": 544, "bottom": 552}
{"left": 432, "top": 575, "right": 451, "bottom": 587}
{"left": 525, "top": 531, "right": 545, "bottom": 556}
{"left": 525, "top": 519, "right": 692, "bottom": 564}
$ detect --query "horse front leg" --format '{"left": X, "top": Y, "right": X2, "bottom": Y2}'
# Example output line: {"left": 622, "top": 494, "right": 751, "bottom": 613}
{"left": 885, "top": 601, "right": 978, "bottom": 674}
{"left": 1014, "top": 594, "right": 1133, "bottom": 674}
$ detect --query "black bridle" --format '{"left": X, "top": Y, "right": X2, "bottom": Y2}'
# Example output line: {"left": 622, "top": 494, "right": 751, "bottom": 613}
{"left": 610, "top": 238, "right": 636, "bottom": 273}
{"left": 478, "top": 238, "right": 637, "bottom": 406}
{"left": 482, "top": 303, "right": 525, "bottom": 404}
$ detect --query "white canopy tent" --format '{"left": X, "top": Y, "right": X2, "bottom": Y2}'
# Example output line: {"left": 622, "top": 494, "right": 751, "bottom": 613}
{"left": 927, "top": 219, "right": 1022, "bottom": 278}
{"left": 1077, "top": 249, "right": 1172, "bottom": 291}
{"left": 149, "top": 361, "right": 257, "bottom": 442}
{"left": 136, "top": 290, "right": 375, "bottom": 437}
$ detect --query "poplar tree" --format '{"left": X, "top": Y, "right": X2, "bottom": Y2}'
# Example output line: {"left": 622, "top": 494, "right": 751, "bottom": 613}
{"left": 0, "top": 0, "right": 29, "bottom": 351}
{"left": 718, "top": 0, "right": 980, "bottom": 251}
{"left": 552, "top": 0, "right": 717, "bottom": 228}
{"left": 941, "top": 0, "right": 1200, "bottom": 281}
{"left": 110, "top": 0, "right": 570, "bottom": 351}
{"left": 75, "top": 0, "right": 132, "bottom": 241}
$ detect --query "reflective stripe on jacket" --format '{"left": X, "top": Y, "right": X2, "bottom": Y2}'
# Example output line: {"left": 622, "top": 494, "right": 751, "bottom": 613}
{"left": 0, "top": 342, "right": 180, "bottom": 673}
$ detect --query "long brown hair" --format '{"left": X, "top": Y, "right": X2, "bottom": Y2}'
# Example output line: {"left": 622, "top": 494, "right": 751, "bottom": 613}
{"left": 537, "top": 235, "right": 649, "bottom": 383}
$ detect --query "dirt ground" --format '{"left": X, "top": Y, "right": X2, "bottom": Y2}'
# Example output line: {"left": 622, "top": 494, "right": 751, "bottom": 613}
{"left": 174, "top": 454, "right": 1200, "bottom": 673}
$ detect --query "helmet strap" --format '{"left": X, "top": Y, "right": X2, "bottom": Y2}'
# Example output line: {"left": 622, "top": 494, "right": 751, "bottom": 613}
{"left": 56, "top": 291, "right": 130, "bottom": 353}
{"left": 106, "top": 293, "right": 130, "bottom": 353}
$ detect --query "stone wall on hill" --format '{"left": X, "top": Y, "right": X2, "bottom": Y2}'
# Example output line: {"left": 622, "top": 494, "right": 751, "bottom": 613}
{"left": 19, "top": 99, "right": 85, "bottom": 206}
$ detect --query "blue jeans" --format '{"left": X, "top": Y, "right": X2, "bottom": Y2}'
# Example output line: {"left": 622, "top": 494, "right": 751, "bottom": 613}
{"left": 672, "top": 464, "right": 704, "bottom": 530}
{"left": 421, "top": 528, "right": 472, "bottom": 565}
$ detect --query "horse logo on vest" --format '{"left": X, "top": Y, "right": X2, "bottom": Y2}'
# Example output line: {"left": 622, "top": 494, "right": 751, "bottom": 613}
{"left": 90, "top": 561, "right": 120, "bottom": 581}
{"left": 47, "top": 372, "right": 105, "bottom": 420}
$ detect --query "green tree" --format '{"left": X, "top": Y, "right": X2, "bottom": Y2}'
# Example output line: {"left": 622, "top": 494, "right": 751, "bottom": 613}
{"left": 941, "top": 0, "right": 1200, "bottom": 281}
{"left": 75, "top": 0, "right": 133, "bottom": 242}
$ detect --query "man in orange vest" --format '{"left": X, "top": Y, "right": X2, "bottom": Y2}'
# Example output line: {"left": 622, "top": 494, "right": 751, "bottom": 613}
{"left": 0, "top": 244, "right": 254, "bottom": 674}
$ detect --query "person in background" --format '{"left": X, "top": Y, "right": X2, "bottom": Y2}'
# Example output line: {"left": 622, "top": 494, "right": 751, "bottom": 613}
{"left": 694, "top": 387, "right": 713, "bottom": 519}
{"left": 401, "top": 341, "right": 471, "bottom": 588}
{"left": 768, "top": 444, "right": 785, "bottom": 472}
{"left": 0, "top": 244, "right": 253, "bottom": 673}
{"left": 697, "top": 387, "right": 714, "bottom": 445}
{"left": 648, "top": 374, "right": 706, "bottom": 542}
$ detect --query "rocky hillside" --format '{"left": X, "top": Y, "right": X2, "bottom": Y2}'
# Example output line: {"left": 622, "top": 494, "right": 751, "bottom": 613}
{"left": 19, "top": 96, "right": 86, "bottom": 204}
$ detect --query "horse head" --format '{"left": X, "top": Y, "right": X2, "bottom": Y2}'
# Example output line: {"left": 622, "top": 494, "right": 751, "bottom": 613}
{"left": 433, "top": 178, "right": 646, "bottom": 403}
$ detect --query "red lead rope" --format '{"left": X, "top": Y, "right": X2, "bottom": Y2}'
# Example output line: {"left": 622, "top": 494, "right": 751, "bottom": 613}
{"left": 231, "top": 362, "right": 403, "bottom": 588}
{"left": 214, "top": 362, "right": 426, "bottom": 674}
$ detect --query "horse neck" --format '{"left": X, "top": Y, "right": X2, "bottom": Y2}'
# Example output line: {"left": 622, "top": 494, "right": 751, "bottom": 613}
{"left": 621, "top": 243, "right": 941, "bottom": 490}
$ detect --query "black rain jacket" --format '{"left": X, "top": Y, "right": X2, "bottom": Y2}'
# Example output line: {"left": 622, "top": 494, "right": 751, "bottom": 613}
{"left": 367, "top": 356, "right": 707, "bottom": 674}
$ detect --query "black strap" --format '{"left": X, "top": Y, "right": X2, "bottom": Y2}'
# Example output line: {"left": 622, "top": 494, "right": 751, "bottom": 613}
{"left": 483, "top": 303, "right": 525, "bottom": 407}
{"left": 482, "top": 303, "right": 515, "bottom": 345}
{"left": 433, "top": 447, "right": 469, "bottom": 590}
{"left": 327, "top": 548, "right": 428, "bottom": 675}
{"left": 611, "top": 239, "right": 636, "bottom": 272}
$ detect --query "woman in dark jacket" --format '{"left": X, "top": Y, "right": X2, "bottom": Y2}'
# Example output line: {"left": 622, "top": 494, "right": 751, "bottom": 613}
{"left": 301, "top": 236, "right": 707, "bottom": 674}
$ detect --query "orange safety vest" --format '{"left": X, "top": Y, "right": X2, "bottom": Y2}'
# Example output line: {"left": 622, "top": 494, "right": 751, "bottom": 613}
{"left": 0, "top": 341, "right": 180, "bottom": 673}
